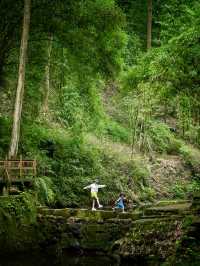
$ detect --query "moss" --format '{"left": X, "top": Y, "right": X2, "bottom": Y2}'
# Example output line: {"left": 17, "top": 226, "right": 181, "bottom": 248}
{"left": 38, "top": 207, "right": 142, "bottom": 221}
{"left": 155, "top": 200, "right": 191, "bottom": 207}
{"left": 191, "top": 191, "right": 200, "bottom": 211}
{"left": 113, "top": 218, "right": 184, "bottom": 260}
{"left": 0, "top": 193, "right": 37, "bottom": 254}
{"left": 165, "top": 216, "right": 200, "bottom": 265}
{"left": 80, "top": 223, "right": 121, "bottom": 250}
{"left": 0, "top": 200, "right": 198, "bottom": 262}
{"left": 74, "top": 209, "right": 116, "bottom": 220}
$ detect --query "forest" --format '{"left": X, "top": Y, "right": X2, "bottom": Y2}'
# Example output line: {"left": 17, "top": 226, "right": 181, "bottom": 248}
{"left": 1, "top": 0, "right": 200, "bottom": 265}
{"left": 0, "top": 0, "right": 200, "bottom": 206}
{"left": 1, "top": 0, "right": 200, "bottom": 210}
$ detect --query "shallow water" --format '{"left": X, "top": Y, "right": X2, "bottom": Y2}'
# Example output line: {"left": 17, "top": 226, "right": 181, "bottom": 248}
{"left": 0, "top": 253, "right": 117, "bottom": 266}
{"left": 0, "top": 251, "right": 151, "bottom": 266}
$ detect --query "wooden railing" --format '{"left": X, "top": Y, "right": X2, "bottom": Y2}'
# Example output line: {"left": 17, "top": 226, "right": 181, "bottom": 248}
{"left": 0, "top": 158, "right": 36, "bottom": 182}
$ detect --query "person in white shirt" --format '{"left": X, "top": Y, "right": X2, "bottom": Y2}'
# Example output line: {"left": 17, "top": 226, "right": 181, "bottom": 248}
{"left": 83, "top": 179, "right": 106, "bottom": 211}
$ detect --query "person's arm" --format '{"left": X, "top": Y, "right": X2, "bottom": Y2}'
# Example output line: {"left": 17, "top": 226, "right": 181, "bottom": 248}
{"left": 97, "top": 185, "right": 106, "bottom": 188}
{"left": 83, "top": 184, "right": 91, "bottom": 190}
{"left": 115, "top": 197, "right": 120, "bottom": 204}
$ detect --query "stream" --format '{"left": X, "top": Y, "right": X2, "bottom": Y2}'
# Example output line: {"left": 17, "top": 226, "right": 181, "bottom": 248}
{"left": 0, "top": 251, "right": 155, "bottom": 266}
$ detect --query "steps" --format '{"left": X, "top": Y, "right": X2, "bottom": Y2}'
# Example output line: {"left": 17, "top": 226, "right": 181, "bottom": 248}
{"left": 38, "top": 200, "right": 193, "bottom": 222}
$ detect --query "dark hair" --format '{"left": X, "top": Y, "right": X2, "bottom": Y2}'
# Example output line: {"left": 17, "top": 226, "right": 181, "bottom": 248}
{"left": 120, "top": 192, "right": 125, "bottom": 197}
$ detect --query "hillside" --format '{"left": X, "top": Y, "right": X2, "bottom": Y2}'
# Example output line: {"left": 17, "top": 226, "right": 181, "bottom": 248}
{"left": 0, "top": 0, "right": 200, "bottom": 208}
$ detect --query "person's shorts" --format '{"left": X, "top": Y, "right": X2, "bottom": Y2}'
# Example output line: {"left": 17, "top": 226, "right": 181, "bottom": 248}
{"left": 91, "top": 192, "right": 98, "bottom": 199}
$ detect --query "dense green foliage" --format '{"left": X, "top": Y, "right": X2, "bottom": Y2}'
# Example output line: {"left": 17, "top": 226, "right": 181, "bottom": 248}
{"left": 0, "top": 193, "right": 36, "bottom": 239}
{"left": 0, "top": 0, "right": 200, "bottom": 207}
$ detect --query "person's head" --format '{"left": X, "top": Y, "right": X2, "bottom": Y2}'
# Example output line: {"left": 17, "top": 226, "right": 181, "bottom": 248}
{"left": 120, "top": 192, "right": 125, "bottom": 198}
{"left": 94, "top": 178, "right": 99, "bottom": 184}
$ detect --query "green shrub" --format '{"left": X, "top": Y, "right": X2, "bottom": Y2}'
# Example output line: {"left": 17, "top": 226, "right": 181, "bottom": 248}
{"left": 133, "top": 120, "right": 181, "bottom": 154}
{"left": 130, "top": 158, "right": 150, "bottom": 185}
{"left": 167, "top": 137, "right": 183, "bottom": 155}
{"left": 169, "top": 182, "right": 187, "bottom": 199}
{"left": 53, "top": 175, "right": 92, "bottom": 207}
{"left": 169, "top": 180, "right": 200, "bottom": 199}
{"left": 102, "top": 120, "right": 130, "bottom": 143}
{"left": 34, "top": 176, "right": 56, "bottom": 205}
{"left": 149, "top": 122, "right": 173, "bottom": 153}
{"left": 179, "top": 145, "right": 200, "bottom": 174}
{"left": 0, "top": 193, "right": 37, "bottom": 228}
{"left": 186, "top": 180, "right": 200, "bottom": 195}
{"left": 140, "top": 187, "right": 156, "bottom": 202}
{"left": 0, "top": 116, "right": 11, "bottom": 157}
{"left": 185, "top": 126, "right": 200, "bottom": 146}
{"left": 59, "top": 85, "right": 85, "bottom": 129}
{"left": 98, "top": 155, "right": 150, "bottom": 204}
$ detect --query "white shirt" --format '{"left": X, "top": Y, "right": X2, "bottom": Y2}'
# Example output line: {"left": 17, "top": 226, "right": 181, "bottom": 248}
{"left": 84, "top": 183, "right": 106, "bottom": 192}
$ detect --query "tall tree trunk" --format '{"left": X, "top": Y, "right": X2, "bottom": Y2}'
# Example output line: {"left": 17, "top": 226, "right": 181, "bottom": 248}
{"left": 42, "top": 34, "right": 53, "bottom": 114}
{"left": 9, "top": 0, "right": 31, "bottom": 158}
{"left": 147, "top": 0, "right": 152, "bottom": 50}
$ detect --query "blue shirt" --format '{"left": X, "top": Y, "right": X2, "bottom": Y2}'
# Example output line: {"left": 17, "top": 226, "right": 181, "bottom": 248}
{"left": 116, "top": 197, "right": 124, "bottom": 209}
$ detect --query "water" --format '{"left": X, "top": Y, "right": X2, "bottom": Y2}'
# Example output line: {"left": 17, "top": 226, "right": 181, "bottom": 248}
{"left": 0, "top": 251, "right": 151, "bottom": 266}
{"left": 0, "top": 253, "right": 114, "bottom": 266}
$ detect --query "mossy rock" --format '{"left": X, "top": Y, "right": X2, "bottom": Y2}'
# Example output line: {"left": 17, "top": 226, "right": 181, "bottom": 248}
{"left": 38, "top": 208, "right": 124, "bottom": 221}
{"left": 80, "top": 223, "right": 121, "bottom": 250}
{"left": 113, "top": 218, "right": 183, "bottom": 260}
{"left": 192, "top": 192, "right": 200, "bottom": 209}
{"left": 155, "top": 200, "right": 191, "bottom": 207}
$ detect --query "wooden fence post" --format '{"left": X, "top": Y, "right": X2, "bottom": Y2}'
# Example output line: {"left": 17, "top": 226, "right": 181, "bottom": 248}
{"left": 20, "top": 155, "right": 22, "bottom": 178}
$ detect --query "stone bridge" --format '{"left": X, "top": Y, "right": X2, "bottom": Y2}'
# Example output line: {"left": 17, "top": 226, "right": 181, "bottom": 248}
{"left": 36, "top": 199, "right": 200, "bottom": 264}
{"left": 0, "top": 196, "right": 199, "bottom": 265}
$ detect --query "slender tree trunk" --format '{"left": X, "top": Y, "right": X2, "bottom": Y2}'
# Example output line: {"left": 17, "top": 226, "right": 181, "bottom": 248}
{"left": 147, "top": 0, "right": 152, "bottom": 50}
{"left": 60, "top": 47, "right": 65, "bottom": 90}
{"left": 131, "top": 107, "right": 139, "bottom": 159}
{"left": 42, "top": 34, "right": 53, "bottom": 114}
{"left": 9, "top": 0, "right": 31, "bottom": 158}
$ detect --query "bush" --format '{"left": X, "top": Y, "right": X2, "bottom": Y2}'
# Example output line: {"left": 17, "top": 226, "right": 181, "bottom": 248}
{"left": 167, "top": 137, "right": 183, "bottom": 155}
{"left": 179, "top": 145, "right": 200, "bottom": 174}
{"left": 169, "top": 182, "right": 187, "bottom": 199}
{"left": 103, "top": 120, "right": 130, "bottom": 143}
{"left": 169, "top": 180, "right": 200, "bottom": 199}
{"left": 0, "top": 116, "right": 11, "bottom": 157}
{"left": 185, "top": 125, "right": 200, "bottom": 146}
{"left": 140, "top": 187, "right": 156, "bottom": 202}
{"left": 149, "top": 122, "right": 173, "bottom": 153}
{"left": 34, "top": 176, "right": 56, "bottom": 206}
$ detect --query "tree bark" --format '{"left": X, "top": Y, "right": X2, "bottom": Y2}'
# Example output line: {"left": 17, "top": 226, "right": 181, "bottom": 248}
{"left": 9, "top": 0, "right": 31, "bottom": 158}
{"left": 42, "top": 34, "right": 53, "bottom": 114}
{"left": 147, "top": 0, "right": 152, "bottom": 50}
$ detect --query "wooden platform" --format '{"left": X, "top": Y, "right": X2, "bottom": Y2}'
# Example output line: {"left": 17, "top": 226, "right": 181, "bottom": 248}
{"left": 0, "top": 158, "right": 36, "bottom": 194}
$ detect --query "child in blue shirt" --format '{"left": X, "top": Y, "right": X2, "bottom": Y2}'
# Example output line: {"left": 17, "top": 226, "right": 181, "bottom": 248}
{"left": 113, "top": 193, "right": 126, "bottom": 213}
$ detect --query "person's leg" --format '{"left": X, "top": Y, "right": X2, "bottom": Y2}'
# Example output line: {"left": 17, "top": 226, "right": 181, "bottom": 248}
{"left": 91, "top": 192, "right": 97, "bottom": 210}
{"left": 96, "top": 196, "right": 103, "bottom": 208}
{"left": 92, "top": 199, "right": 96, "bottom": 210}
{"left": 121, "top": 203, "right": 125, "bottom": 213}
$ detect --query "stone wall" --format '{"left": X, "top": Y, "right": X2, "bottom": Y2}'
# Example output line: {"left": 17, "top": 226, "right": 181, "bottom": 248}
{"left": 0, "top": 197, "right": 199, "bottom": 265}
{"left": 35, "top": 203, "right": 191, "bottom": 262}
